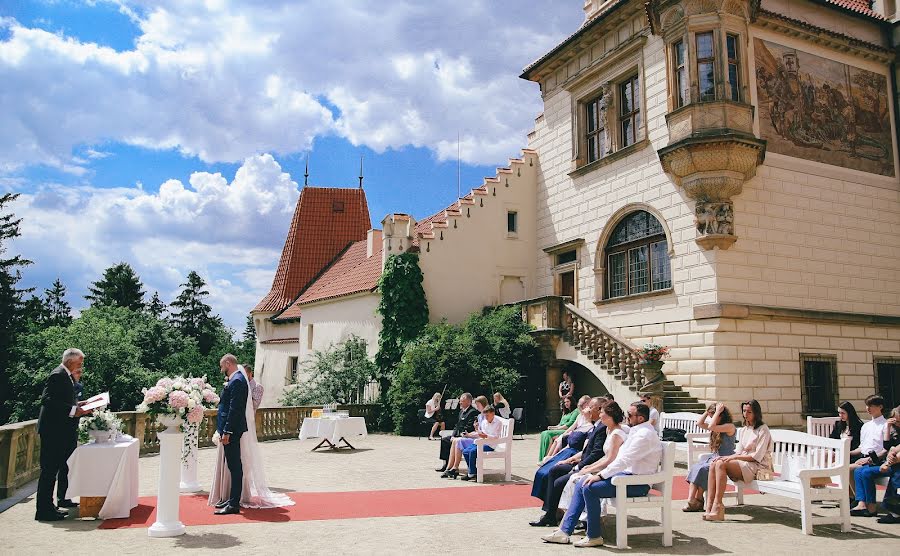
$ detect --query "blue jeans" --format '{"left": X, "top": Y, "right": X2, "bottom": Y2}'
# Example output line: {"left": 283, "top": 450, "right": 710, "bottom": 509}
{"left": 560, "top": 473, "right": 650, "bottom": 539}
{"left": 855, "top": 464, "right": 891, "bottom": 504}
{"left": 462, "top": 444, "right": 493, "bottom": 476}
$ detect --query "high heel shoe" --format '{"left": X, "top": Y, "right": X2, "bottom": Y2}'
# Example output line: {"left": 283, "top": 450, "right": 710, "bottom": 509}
{"left": 703, "top": 505, "right": 725, "bottom": 521}
{"left": 682, "top": 498, "right": 704, "bottom": 512}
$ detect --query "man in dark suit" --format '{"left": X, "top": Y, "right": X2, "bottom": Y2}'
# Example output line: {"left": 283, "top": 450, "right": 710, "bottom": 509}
{"left": 55, "top": 368, "right": 84, "bottom": 511}
{"left": 35, "top": 348, "right": 92, "bottom": 522}
{"left": 530, "top": 397, "right": 608, "bottom": 527}
{"left": 214, "top": 353, "right": 249, "bottom": 515}
{"left": 435, "top": 393, "right": 479, "bottom": 472}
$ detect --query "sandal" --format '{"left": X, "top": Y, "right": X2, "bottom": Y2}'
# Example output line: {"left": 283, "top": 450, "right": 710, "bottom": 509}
{"left": 703, "top": 505, "right": 725, "bottom": 521}
{"left": 682, "top": 499, "right": 704, "bottom": 512}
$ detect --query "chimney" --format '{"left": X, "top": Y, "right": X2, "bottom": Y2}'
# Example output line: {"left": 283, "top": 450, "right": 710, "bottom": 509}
{"left": 380, "top": 213, "right": 417, "bottom": 269}
{"left": 366, "top": 228, "right": 381, "bottom": 258}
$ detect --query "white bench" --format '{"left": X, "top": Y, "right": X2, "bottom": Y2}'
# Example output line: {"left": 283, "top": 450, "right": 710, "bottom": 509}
{"left": 659, "top": 411, "right": 707, "bottom": 438}
{"left": 806, "top": 415, "right": 889, "bottom": 489}
{"left": 474, "top": 418, "right": 514, "bottom": 483}
{"left": 733, "top": 430, "right": 851, "bottom": 535}
{"left": 685, "top": 432, "right": 743, "bottom": 505}
{"left": 607, "top": 442, "right": 675, "bottom": 549}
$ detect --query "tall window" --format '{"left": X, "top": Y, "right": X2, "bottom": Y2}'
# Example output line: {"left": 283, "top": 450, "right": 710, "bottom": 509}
{"left": 800, "top": 354, "right": 838, "bottom": 416}
{"left": 726, "top": 34, "right": 740, "bottom": 102}
{"left": 696, "top": 32, "right": 716, "bottom": 102}
{"left": 673, "top": 40, "right": 688, "bottom": 107}
{"left": 875, "top": 358, "right": 900, "bottom": 410}
{"left": 619, "top": 75, "right": 640, "bottom": 147}
{"left": 287, "top": 356, "right": 299, "bottom": 384}
{"left": 605, "top": 211, "right": 670, "bottom": 299}
{"left": 507, "top": 211, "right": 518, "bottom": 234}
{"left": 585, "top": 95, "right": 606, "bottom": 163}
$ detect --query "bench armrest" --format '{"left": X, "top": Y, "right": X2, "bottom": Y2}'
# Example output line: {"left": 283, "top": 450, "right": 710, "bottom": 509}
{"left": 798, "top": 466, "right": 846, "bottom": 481}
{"left": 685, "top": 433, "right": 710, "bottom": 443}
{"left": 610, "top": 472, "right": 667, "bottom": 487}
{"left": 475, "top": 437, "right": 507, "bottom": 449}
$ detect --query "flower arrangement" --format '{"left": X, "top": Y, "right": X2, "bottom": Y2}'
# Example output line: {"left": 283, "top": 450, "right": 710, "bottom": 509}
{"left": 636, "top": 343, "right": 670, "bottom": 364}
{"left": 78, "top": 409, "right": 123, "bottom": 444}
{"left": 137, "top": 375, "right": 220, "bottom": 423}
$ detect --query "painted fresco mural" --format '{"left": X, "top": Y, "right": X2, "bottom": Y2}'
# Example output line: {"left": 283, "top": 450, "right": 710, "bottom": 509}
{"left": 754, "top": 38, "right": 895, "bottom": 177}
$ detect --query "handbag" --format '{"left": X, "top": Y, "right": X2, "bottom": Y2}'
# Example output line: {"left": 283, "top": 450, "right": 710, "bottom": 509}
{"left": 661, "top": 427, "right": 687, "bottom": 443}
{"left": 755, "top": 453, "right": 774, "bottom": 481}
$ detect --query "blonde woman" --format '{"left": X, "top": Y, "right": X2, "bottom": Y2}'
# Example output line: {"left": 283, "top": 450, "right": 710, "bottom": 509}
{"left": 425, "top": 392, "right": 445, "bottom": 440}
{"left": 493, "top": 392, "right": 511, "bottom": 419}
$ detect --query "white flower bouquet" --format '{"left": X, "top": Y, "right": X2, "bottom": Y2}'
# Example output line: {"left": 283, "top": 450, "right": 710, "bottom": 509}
{"left": 78, "top": 409, "right": 123, "bottom": 444}
{"left": 136, "top": 375, "right": 220, "bottom": 424}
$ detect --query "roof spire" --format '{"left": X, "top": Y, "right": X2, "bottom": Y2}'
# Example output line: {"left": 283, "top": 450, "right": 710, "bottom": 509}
{"left": 304, "top": 154, "right": 310, "bottom": 187}
{"left": 358, "top": 153, "right": 364, "bottom": 189}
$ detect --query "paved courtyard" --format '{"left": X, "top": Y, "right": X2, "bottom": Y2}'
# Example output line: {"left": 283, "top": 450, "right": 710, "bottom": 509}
{"left": 1, "top": 434, "right": 898, "bottom": 555}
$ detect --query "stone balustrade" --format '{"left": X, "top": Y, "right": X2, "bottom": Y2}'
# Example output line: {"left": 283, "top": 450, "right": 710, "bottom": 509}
{"left": 0, "top": 404, "right": 379, "bottom": 499}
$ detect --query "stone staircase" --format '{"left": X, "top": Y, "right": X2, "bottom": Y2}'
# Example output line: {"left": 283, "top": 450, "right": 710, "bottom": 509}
{"left": 523, "top": 297, "right": 705, "bottom": 413}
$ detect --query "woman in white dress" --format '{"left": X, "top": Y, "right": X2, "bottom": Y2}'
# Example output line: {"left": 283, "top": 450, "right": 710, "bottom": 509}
{"left": 208, "top": 365, "right": 294, "bottom": 509}
{"left": 557, "top": 401, "right": 628, "bottom": 517}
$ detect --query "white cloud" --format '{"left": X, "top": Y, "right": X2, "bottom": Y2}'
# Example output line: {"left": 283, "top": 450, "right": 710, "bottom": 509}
{"left": 0, "top": 0, "right": 579, "bottom": 170}
{"left": 11, "top": 154, "right": 299, "bottom": 331}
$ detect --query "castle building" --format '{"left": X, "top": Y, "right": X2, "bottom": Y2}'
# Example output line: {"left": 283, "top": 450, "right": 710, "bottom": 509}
{"left": 254, "top": 0, "right": 900, "bottom": 426}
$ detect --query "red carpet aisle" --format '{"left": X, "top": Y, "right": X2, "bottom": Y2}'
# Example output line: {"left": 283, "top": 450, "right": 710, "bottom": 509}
{"left": 99, "top": 476, "right": 753, "bottom": 530}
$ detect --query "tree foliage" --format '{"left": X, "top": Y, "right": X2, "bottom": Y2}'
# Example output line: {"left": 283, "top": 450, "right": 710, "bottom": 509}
{"left": 44, "top": 278, "right": 73, "bottom": 328}
{"left": 0, "top": 193, "right": 32, "bottom": 423}
{"left": 85, "top": 262, "right": 146, "bottom": 311}
{"left": 236, "top": 314, "right": 257, "bottom": 367}
{"left": 169, "top": 270, "right": 221, "bottom": 356}
{"left": 280, "top": 335, "right": 375, "bottom": 406}
{"left": 388, "top": 305, "right": 541, "bottom": 435}
{"left": 147, "top": 291, "right": 167, "bottom": 319}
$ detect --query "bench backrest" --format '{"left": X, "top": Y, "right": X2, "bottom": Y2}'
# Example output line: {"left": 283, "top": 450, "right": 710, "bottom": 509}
{"left": 806, "top": 416, "right": 840, "bottom": 437}
{"left": 652, "top": 441, "right": 676, "bottom": 490}
{"left": 769, "top": 429, "right": 850, "bottom": 480}
{"left": 486, "top": 418, "right": 514, "bottom": 453}
{"left": 658, "top": 412, "right": 706, "bottom": 438}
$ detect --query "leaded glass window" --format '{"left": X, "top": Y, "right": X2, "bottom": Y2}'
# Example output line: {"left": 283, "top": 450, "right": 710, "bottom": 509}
{"left": 605, "top": 211, "right": 671, "bottom": 299}
{"left": 696, "top": 32, "right": 716, "bottom": 102}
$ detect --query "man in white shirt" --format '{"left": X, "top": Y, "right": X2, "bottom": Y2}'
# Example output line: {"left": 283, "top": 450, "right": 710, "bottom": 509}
{"left": 849, "top": 394, "right": 887, "bottom": 509}
{"left": 460, "top": 406, "right": 503, "bottom": 480}
{"left": 542, "top": 403, "right": 662, "bottom": 547}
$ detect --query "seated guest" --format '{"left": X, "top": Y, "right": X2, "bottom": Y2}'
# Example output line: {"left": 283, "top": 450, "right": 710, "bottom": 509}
{"left": 849, "top": 394, "right": 888, "bottom": 502}
{"left": 530, "top": 398, "right": 609, "bottom": 526}
{"left": 705, "top": 399, "right": 772, "bottom": 521}
{"left": 639, "top": 394, "right": 660, "bottom": 428}
{"left": 852, "top": 404, "right": 900, "bottom": 517}
{"left": 877, "top": 440, "right": 900, "bottom": 524}
{"left": 460, "top": 406, "right": 504, "bottom": 480}
{"left": 541, "top": 402, "right": 662, "bottom": 547}
{"left": 493, "top": 392, "right": 511, "bottom": 419}
{"left": 435, "top": 393, "right": 479, "bottom": 473}
{"left": 539, "top": 396, "right": 580, "bottom": 461}
{"left": 683, "top": 403, "right": 736, "bottom": 512}
{"left": 831, "top": 400, "right": 864, "bottom": 458}
{"left": 541, "top": 395, "right": 593, "bottom": 464}
{"left": 555, "top": 401, "right": 628, "bottom": 522}
{"left": 425, "top": 392, "right": 445, "bottom": 440}
{"left": 441, "top": 395, "right": 489, "bottom": 478}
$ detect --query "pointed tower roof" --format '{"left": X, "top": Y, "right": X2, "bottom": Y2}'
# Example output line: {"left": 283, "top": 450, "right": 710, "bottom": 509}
{"left": 253, "top": 187, "right": 371, "bottom": 314}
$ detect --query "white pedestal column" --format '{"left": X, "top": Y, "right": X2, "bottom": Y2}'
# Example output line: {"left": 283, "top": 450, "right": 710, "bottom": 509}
{"left": 149, "top": 420, "right": 186, "bottom": 538}
{"left": 179, "top": 428, "right": 201, "bottom": 493}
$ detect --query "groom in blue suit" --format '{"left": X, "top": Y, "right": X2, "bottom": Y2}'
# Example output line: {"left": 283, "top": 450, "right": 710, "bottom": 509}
{"left": 215, "top": 354, "right": 249, "bottom": 515}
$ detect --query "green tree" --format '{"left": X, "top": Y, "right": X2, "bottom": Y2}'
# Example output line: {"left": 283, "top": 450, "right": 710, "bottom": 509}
{"left": 280, "top": 335, "right": 376, "bottom": 405}
{"left": 169, "top": 271, "right": 221, "bottom": 356}
{"left": 236, "top": 314, "right": 257, "bottom": 367}
{"left": 388, "top": 305, "right": 540, "bottom": 435}
{"left": 44, "top": 278, "right": 73, "bottom": 328}
{"left": 147, "top": 291, "right": 167, "bottom": 319}
{"left": 85, "top": 262, "right": 146, "bottom": 311}
{"left": 0, "top": 193, "right": 32, "bottom": 423}
{"left": 20, "top": 294, "right": 48, "bottom": 334}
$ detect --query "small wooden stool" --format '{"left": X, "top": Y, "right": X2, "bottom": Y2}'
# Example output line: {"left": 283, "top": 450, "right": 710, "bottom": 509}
{"left": 79, "top": 496, "right": 106, "bottom": 519}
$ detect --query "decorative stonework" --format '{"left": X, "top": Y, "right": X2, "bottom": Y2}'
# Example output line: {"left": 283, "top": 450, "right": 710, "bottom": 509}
{"left": 694, "top": 201, "right": 736, "bottom": 250}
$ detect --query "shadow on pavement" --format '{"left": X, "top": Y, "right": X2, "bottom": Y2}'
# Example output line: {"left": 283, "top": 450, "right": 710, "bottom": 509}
{"left": 714, "top": 505, "right": 900, "bottom": 540}
{"left": 175, "top": 532, "right": 242, "bottom": 549}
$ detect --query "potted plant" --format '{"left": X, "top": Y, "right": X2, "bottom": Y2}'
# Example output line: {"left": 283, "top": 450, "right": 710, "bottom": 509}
{"left": 78, "top": 409, "right": 123, "bottom": 444}
{"left": 636, "top": 343, "right": 669, "bottom": 387}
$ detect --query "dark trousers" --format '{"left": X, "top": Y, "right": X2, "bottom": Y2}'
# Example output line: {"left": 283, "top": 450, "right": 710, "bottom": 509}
{"left": 223, "top": 433, "right": 244, "bottom": 507}
{"left": 542, "top": 463, "right": 575, "bottom": 516}
{"left": 439, "top": 435, "right": 454, "bottom": 462}
{"left": 37, "top": 433, "right": 70, "bottom": 514}
{"left": 56, "top": 438, "right": 76, "bottom": 502}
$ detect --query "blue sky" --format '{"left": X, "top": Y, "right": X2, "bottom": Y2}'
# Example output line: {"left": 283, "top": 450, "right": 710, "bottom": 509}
{"left": 0, "top": 0, "right": 580, "bottom": 331}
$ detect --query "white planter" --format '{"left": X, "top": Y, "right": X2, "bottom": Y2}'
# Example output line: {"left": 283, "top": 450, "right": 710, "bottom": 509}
{"left": 149, "top": 415, "right": 186, "bottom": 538}
{"left": 156, "top": 414, "right": 183, "bottom": 430}
{"left": 88, "top": 430, "right": 113, "bottom": 443}
{"left": 179, "top": 425, "right": 201, "bottom": 493}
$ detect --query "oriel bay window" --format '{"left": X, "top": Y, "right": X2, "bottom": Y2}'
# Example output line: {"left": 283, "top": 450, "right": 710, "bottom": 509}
{"left": 605, "top": 211, "right": 671, "bottom": 299}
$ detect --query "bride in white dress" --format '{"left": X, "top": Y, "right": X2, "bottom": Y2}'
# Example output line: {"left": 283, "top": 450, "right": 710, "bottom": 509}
{"left": 208, "top": 365, "right": 294, "bottom": 509}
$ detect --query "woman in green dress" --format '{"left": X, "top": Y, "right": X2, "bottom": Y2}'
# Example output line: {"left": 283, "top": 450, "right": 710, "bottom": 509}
{"left": 538, "top": 396, "right": 580, "bottom": 461}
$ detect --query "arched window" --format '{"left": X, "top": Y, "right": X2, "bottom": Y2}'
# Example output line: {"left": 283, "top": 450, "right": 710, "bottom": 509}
{"left": 605, "top": 211, "right": 671, "bottom": 298}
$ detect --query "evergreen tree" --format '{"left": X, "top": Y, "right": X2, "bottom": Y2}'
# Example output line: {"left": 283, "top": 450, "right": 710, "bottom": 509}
{"left": 147, "top": 291, "right": 167, "bottom": 319}
{"left": 169, "top": 270, "right": 220, "bottom": 356}
{"left": 44, "top": 278, "right": 72, "bottom": 328}
{"left": 85, "top": 262, "right": 146, "bottom": 311}
{"left": 237, "top": 314, "right": 257, "bottom": 367}
{"left": 0, "top": 193, "right": 32, "bottom": 423}
{"left": 20, "top": 294, "right": 48, "bottom": 333}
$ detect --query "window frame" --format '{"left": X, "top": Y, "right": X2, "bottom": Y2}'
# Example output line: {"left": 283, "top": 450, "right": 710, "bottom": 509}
{"left": 874, "top": 356, "right": 900, "bottom": 411}
{"left": 726, "top": 33, "right": 740, "bottom": 102}
{"left": 799, "top": 353, "right": 839, "bottom": 417}
{"left": 695, "top": 31, "right": 717, "bottom": 102}
{"left": 673, "top": 39, "right": 689, "bottom": 108}
{"left": 604, "top": 211, "right": 671, "bottom": 300}
{"left": 287, "top": 356, "right": 299, "bottom": 385}
{"left": 507, "top": 210, "right": 518, "bottom": 235}
{"left": 584, "top": 94, "right": 607, "bottom": 163}
{"left": 619, "top": 75, "right": 641, "bottom": 148}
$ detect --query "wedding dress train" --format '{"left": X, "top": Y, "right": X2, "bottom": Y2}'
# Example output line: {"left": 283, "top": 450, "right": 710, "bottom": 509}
{"left": 207, "top": 366, "right": 294, "bottom": 508}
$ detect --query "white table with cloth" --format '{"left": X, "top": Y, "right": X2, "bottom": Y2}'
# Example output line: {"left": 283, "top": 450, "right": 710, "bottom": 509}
{"left": 66, "top": 436, "right": 140, "bottom": 519}
{"left": 298, "top": 417, "right": 368, "bottom": 450}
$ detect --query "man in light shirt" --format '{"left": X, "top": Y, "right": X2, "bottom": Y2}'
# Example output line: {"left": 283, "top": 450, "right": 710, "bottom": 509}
{"left": 542, "top": 403, "right": 662, "bottom": 547}
{"left": 849, "top": 394, "right": 887, "bottom": 510}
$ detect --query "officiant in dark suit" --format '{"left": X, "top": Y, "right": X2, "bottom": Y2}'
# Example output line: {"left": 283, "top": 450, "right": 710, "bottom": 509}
{"left": 435, "top": 393, "right": 479, "bottom": 473}
{"left": 214, "top": 353, "right": 249, "bottom": 515}
{"left": 35, "top": 348, "right": 92, "bottom": 522}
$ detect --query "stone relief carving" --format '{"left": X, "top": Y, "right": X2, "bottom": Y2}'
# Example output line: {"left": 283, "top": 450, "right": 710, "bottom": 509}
{"left": 660, "top": 5, "right": 684, "bottom": 27}
{"left": 695, "top": 201, "right": 734, "bottom": 236}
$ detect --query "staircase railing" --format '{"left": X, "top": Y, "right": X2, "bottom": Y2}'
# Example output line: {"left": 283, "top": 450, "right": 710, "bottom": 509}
{"left": 562, "top": 303, "right": 646, "bottom": 390}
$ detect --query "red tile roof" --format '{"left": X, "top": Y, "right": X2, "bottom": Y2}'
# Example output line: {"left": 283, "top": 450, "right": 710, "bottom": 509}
{"left": 253, "top": 187, "right": 371, "bottom": 314}
{"left": 820, "top": 0, "right": 884, "bottom": 20}
{"left": 260, "top": 338, "right": 299, "bottom": 345}
{"left": 276, "top": 231, "right": 383, "bottom": 317}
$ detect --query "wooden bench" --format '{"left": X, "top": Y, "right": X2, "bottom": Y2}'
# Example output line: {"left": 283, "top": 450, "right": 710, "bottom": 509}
{"left": 474, "top": 418, "right": 514, "bottom": 482}
{"left": 733, "top": 430, "right": 851, "bottom": 535}
{"left": 607, "top": 442, "right": 676, "bottom": 549}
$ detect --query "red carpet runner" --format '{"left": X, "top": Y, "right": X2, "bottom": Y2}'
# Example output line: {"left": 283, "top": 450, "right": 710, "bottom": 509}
{"left": 98, "top": 477, "right": 749, "bottom": 529}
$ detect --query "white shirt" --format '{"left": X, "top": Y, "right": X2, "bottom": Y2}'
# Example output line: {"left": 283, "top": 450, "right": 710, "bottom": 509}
{"left": 649, "top": 407, "right": 660, "bottom": 426}
{"left": 479, "top": 416, "right": 503, "bottom": 439}
{"left": 600, "top": 421, "right": 662, "bottom": 479}
{"left": 65, "top": 368, "right": 77, "bottom": 418}
{"left": 425, "top": 399, "right": 439, "bottom": 418}
{"left": 859, "top": 416, "right": 887, "bottom": 454}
